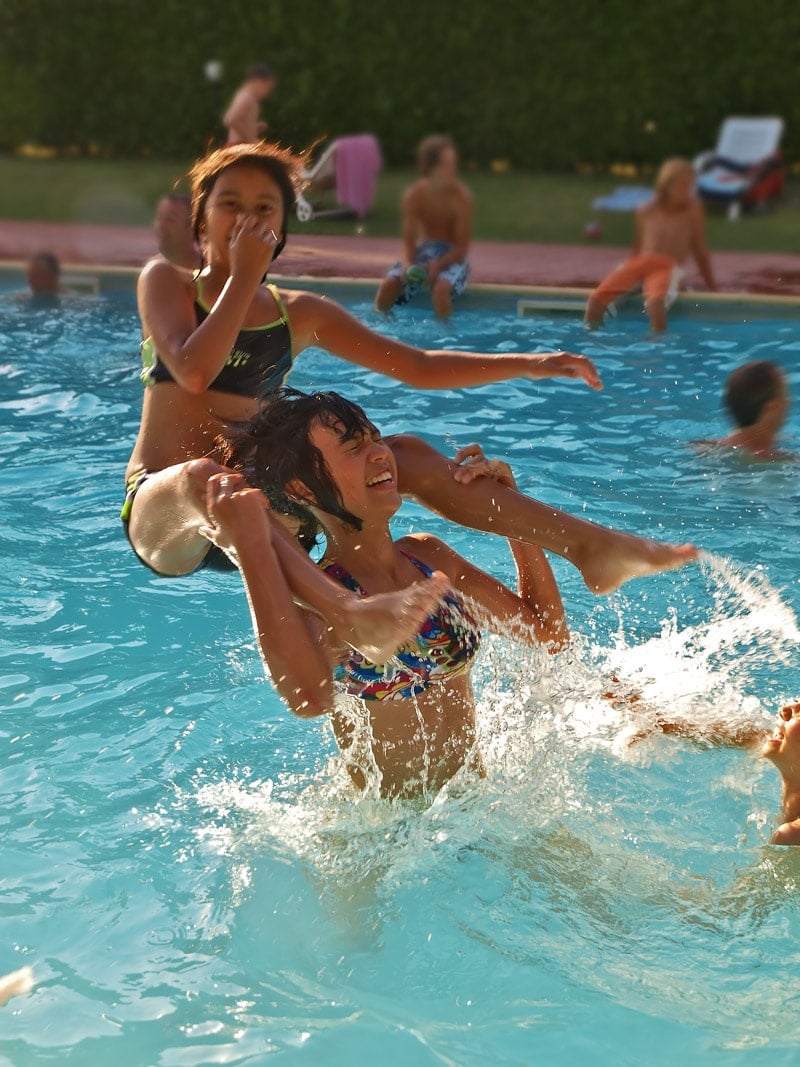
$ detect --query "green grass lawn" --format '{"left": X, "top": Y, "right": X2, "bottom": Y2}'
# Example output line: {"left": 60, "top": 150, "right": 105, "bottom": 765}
{"left": 1, "top": 155, "right": 798, "bottom": 254}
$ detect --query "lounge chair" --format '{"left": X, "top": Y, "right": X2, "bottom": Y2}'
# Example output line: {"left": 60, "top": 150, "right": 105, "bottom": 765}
{"left": 694, "top": 117, "right": 786, "bottom": 219}
{"left": 296, "top": 134, "right": 383, "bottom": 222}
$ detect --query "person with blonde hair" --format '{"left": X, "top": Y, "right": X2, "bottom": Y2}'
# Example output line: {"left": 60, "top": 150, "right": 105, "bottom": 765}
{"left": 584, "top": 157, "right": 717, "bottom": 331}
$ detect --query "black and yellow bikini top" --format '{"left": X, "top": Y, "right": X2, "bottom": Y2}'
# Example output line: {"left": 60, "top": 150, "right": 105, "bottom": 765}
{"left": 140, "top": 279, "right": 293, "bottom": 398}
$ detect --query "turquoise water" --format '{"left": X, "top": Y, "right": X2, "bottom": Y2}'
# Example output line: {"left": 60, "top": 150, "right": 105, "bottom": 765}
{"left": 2, "top": 289, "right": 800, "bottom": 1065}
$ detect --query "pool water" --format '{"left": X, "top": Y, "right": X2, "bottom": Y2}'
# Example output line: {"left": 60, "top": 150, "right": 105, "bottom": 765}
{"left": 2, "top": 289, "right": 800, "bottom": 1065}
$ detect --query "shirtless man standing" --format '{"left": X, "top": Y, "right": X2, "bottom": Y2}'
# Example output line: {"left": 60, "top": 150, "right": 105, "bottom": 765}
{"left": 584, "top": 157, "right": 717, "bottom": 332}
{"left": 375, "top": 134, "right": 473, "bottom": 319}
{"left": 223, "top": 62, "right": 275, "bottom": 145}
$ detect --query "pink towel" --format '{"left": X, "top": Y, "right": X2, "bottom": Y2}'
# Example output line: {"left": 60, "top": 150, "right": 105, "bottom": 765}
{"left": 334, "top": 134, "right": 383, "bottom": 218}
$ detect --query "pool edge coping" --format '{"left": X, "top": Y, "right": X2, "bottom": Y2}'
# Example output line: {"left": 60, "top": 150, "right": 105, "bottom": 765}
{"left": 3, "top": 260, "right": 800, "bottom": 312}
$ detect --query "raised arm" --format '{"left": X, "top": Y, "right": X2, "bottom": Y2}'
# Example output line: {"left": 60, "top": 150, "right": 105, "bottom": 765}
{"left": 202, "top": 473, "right": 335, "bottom": 717}
{"left": 447, "top": 446, "right": 568, "bottom": 647}
{"left": 285, "top": 289, "right": 602, "bottom": 392}
{"left": 137, "top": 220, "right": 277, "bottom": 394}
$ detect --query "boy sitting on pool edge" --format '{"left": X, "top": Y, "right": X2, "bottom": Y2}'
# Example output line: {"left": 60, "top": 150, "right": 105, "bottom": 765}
{"left": 584, "top": 157, "right": 717, "bottom": 332}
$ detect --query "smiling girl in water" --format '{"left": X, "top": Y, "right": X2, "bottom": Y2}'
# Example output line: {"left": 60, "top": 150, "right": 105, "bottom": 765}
{"left": 203, "top": 388, "right": 569, "bottom": 798}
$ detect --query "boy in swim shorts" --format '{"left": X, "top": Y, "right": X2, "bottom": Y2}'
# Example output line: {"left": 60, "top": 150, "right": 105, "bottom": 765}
{"left": 584, "top": 157, "right": 716, "bottom": 332}
{"left": 375, "top": 134, "right": 472, "bottom": 319}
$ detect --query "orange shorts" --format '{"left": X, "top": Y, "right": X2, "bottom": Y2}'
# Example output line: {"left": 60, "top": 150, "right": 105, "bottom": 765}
{"left": 591, "top": 253, "right": 682, "bottom": 308}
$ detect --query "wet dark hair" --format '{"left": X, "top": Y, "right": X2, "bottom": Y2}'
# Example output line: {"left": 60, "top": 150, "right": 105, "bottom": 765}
{"left": 724, "top": 360, "right": 784, "bottom": 427}
{"left": 217, "top": 387, "right": 379, "bottom": 550}
{"left": 188, "top": 142, "right": 307, "bottom": 262}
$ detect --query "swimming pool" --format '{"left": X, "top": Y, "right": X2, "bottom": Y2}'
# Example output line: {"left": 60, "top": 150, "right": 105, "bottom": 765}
{"left": 2, "top": 286, "right": 800, "bottom": 1065}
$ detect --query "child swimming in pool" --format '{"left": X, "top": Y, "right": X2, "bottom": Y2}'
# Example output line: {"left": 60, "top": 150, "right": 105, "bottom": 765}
{"left": 124, "top": 138, "right": 698, "bottom": 660}
{"left": 694, "top": 360, "right": 793, "bottom": 460}
{"left": 204, "top": 388, "right": 569, "bottom": 799}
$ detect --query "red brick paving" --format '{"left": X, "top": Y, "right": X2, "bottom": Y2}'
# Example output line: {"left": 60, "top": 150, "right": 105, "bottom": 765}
{"left": 1, "top": 218, "right": 799, "bottom": 295}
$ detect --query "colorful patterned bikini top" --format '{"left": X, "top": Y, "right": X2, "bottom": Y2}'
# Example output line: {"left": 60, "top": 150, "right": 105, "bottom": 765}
{"left": 322, "top": 552, "right": 482, "bottom": 702}
{"left": 140, "top": 280, "right": 293, "bottom": 398}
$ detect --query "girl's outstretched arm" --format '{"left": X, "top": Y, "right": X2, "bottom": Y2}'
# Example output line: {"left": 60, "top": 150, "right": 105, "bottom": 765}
{"left": 284, "top": 289, "right": 602, "bottom": 392}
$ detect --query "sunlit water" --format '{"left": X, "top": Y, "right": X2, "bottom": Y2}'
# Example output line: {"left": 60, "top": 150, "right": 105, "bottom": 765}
{"left": 2, "top": 285, "right": 800, "bottom": 1065}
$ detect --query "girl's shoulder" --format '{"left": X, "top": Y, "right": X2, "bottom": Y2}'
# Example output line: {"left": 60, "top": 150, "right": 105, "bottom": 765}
{"left": 396, "top": 532, "right": 463, "bottom": 576}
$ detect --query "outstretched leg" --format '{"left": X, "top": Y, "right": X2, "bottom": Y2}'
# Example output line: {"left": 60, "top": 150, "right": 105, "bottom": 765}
{"left": 584, "top": 257, "right": 642, "bottom": 328}
{"left": 432, "top": 276, "right": 454, "bottom": 319}
{"left": 388, "top": 435, "right": 698, "bottom": 594}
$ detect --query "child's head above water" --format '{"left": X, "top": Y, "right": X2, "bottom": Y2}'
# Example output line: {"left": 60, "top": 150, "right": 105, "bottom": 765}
{"left": 724, "top": 360, "right": 787, "bottom": 429}
{"left": 219, "top": 387, "right": 379, "bottom": 542}
{"left": 654, "top": 157, "right": 696, "bottom": 205}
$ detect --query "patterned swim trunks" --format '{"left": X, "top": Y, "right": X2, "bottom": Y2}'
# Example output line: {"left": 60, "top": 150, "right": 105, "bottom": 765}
{"left": 386, "top": 240, "right": 470, "bottom": 304}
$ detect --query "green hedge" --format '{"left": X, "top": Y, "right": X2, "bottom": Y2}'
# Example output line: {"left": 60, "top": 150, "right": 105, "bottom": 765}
{"left": 2, "top": 0, "right": 798, "bottom": 169}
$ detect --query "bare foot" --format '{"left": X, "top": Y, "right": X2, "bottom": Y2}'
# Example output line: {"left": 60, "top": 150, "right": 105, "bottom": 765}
{"left": 0, "top": 966, "right": 34, "bottom": 1007}
{"left": 340, "top": 571, "right": 451, "bottom": 662}
{"left": 576, "top": 532, "right": 699, "bottom": 594}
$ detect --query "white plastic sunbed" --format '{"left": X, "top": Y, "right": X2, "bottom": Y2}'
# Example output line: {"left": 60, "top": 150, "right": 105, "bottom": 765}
{"left": 694, "top": 116, "right": 786, "bottom": 220}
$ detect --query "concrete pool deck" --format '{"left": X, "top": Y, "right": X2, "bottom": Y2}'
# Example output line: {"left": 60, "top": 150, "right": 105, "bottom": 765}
{"left": 2, "top": 217, "right": 800, "bottom": 297}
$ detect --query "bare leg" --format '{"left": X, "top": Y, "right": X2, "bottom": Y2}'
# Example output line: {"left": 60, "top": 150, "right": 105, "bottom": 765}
{"left": 375, "top": 276, "right": 404, "bottom": 313}
{"left": 432, "top": 277, "right": 453, "bottom": 319}
{"left": 584, "top": 291, "right": 608, "bottom": 328}
{"left": 646, "top": 296, "right": 667, "bottom": 332}
{"left": 126, "top": 459, "right": 221, "bottom": 576}
{"left": 126, "top": 458, "right": 449, "bottom": 660}
{"left": 388, "top": 435, "right": 698, "bottom": 594}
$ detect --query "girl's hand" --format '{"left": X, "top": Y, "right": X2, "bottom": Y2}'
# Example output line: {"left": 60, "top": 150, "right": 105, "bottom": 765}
{"left": 200, "top": 471, "right": 269, "bottom": 553}
{"left": 451, "top": 443, "right": 518, "bottom": 489}
{"left": 527, "top": 352, "right": 602, "bottom": 390}
{"left": 228, "top": 213, "right": 279, "bottom": 284}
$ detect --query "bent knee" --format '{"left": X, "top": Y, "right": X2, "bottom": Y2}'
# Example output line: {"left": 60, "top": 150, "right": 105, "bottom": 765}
{"left": 186, "top": 457, "right": 228, "bottom": 484}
